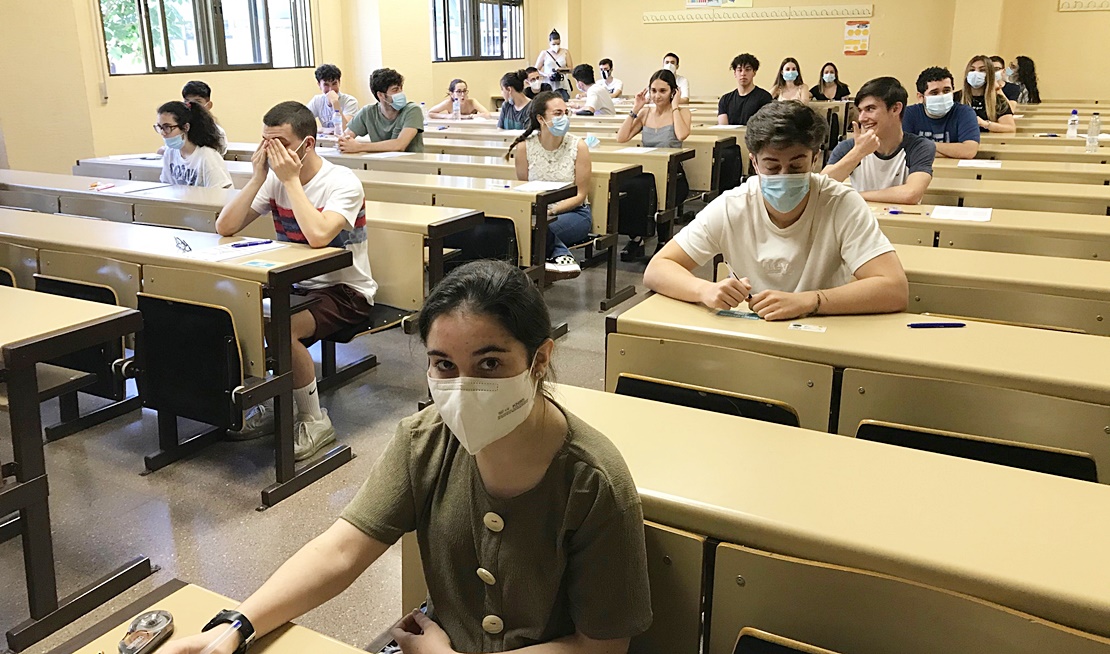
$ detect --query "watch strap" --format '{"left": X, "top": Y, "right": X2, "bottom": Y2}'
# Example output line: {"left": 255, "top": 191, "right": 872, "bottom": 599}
{"left": 202, "top": 609, "right": 255, "bottom": 654}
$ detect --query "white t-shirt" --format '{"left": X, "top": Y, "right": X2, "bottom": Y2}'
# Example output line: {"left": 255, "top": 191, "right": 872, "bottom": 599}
{"left": 604, "top": 77, "right": 624, "bottom": 95}
{"left": 583, "top": 83, "right": 615, "bottom": 116}
{"left": 249, "top": 159, "right": 377, "bottom": 302}
{"left": 215, "top": 124, "right": 228, "bottom": 155}
{"left": 160, "top": 145, "right": 233, "bottom": 188}
{"left": 308, "top": 93, "right": 360, "bottom": 132}
{"left": 674, "top": 173, "right": 894, "bottom": 292}
{"left": 675, "top": 74, "right": 690, "bottom": 100}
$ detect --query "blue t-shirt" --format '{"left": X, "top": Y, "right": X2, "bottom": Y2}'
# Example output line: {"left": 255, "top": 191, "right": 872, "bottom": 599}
{"left": 901, "top": 103, "right": 981, "bottom": 144}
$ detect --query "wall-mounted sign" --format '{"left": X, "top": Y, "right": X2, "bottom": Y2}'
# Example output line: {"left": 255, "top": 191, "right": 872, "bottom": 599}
{"left": 844, "top": 19, "right": 870, "bottom": 55}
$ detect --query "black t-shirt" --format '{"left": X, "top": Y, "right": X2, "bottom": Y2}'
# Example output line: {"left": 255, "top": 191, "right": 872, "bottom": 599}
{"left": 954, "top": 91, "right": 1014, "bottom": 130}
{"left": 810, "top": 82, "right": 851, "bottom": 101}
{"left": 717, "top": 86, "right": 774, "bottom": 126}
{"left": 525, "top": 82, "right": 553, "bottom": 99}
{"left": 1001, "top": 82, "right": 1020, "bottom": 102}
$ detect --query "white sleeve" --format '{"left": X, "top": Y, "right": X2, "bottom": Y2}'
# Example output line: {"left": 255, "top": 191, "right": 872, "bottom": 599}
{"left": 678, "top": 77, "right": 690, "bottom": 99}
{"left": 673, "top": 198, "right": 727, "bottom": 267}
{"left": 610, "top": 79, "right": 623, "bottom": 94}
{"left": 250, "top": 171, "right": 279, "bottom": 216}
{"left": 160, "top": 151, "right": 172, "bottom": 184}
{"left": 342, "top": 94, "right": 360, "bottom": 117}
{"left": 322, "top": 169, "right": 366, "bottom": 227}
{"left": 307, "top": 95, "right": 324, "bottom": 121}
{"left": 200, "top": 148, "right": 234, "bottom": 189}
{"left": 835, "top": 188, "right": 896, "bottom": 273}
{"left": 215, "top": 124, "right": 228, "bottom": 155}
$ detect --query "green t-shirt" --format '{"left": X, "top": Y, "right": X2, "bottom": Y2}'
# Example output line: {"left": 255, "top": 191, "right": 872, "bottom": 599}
{"left": 347, "top": 102, "right": 425, "bottom": 153}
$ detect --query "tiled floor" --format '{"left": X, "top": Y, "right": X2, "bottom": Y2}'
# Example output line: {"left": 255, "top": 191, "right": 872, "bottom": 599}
{"left": 0, "top": 254, "right": 694, "bottom": 653}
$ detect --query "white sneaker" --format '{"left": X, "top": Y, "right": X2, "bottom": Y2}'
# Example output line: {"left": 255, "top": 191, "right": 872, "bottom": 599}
{"left": 226, "top": 402, "right": 274, "bottom": 441}
{"left": 293, "top": 408, "right": 337, "bottom": 461}
{"left": 545, "top": 254, "right": 581, "bottom": 280}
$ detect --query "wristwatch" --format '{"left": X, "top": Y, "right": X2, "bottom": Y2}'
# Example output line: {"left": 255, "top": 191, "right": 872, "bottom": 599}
{"left": 202, "top": 610, "right": 255, "bottom": 654}
{"left": 629, "top": 110, "right": 638, "bottom": 118}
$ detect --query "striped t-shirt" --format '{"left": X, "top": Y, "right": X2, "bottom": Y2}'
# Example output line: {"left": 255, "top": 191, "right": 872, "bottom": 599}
{"left": 249, "top": 158, "right": 377, "bottom": 302}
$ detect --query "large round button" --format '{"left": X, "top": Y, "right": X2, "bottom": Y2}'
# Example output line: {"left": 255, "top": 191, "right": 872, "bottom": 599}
{"left": 483, "top": 512, "right": 504, "bottom": 532}
{"left": 482, "top": 615, "right": 504, "bottom": 634}
{"left": 476, "top": 567, "right": 496, "bottom": 585}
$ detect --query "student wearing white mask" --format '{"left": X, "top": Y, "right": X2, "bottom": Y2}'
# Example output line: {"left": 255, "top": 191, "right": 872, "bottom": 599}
{"left": 662, "top": 52, "right": 690, "bottom": 105}
{"left": 339, "top": 68, "right": 424, "bottom": 153}
{"left": 990, "top": 55, "right": 1021, "bottom": 103}
{"left": 901, "top": 66, "right": 981, "bottom": 159}
{"left": 535, "top": 29, "right": 574, "bottom": 101}
{"left": 524, "top": 67, "right": 553, "bottom": 99}
{"left": 770, "top": 57, "right": 811, "bottom": 103}
{"left": 646, "top": 102, "right": 908, "bottom": 320}
{"left": 810, "top": 62, "right": 851, "bottom": 101}
{"left": 159, "top": 259, "right": 652, "bottom": 654}
{"left": 954, "top": 54, "right": 1015, "bottom": 134}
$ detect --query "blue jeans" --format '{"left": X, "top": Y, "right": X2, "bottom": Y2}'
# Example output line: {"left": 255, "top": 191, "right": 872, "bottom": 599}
{"left": 547, "top": 204, "right": 592, "bottom": 259}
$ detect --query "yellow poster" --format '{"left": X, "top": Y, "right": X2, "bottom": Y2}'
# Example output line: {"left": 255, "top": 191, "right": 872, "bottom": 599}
{"left": 844, "top": 20, "right": 870, "bottom": 56}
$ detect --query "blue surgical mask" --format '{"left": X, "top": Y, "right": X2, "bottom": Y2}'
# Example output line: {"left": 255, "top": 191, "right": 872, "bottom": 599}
{"left": 163, "top": 134, "right": 185, "bottom": 150}
{"left": 924, "top": 92, "right": 954, "bottom": 118}
{"left": 389, "top": 92, "right": 407, "bottom": 110}
{"left": 782, "top": 70, "right": 799, "bottom": 82}
{"left": 584, "top": 134, "right": 600, "bottom": 149}
{"left": 759, "top": 172, "right": 811, "bottom": 213}
{"left": 822, "top": 73, "right": 836, "bottom": 84}
{"left": 1004, "top": 67, "right": 1014, "bottom": 78}
{"left": 547, "top": 115, "right": 570, "bottom": 137}
{"left": 966, "top": 71, "right": 987, "bottom": 89}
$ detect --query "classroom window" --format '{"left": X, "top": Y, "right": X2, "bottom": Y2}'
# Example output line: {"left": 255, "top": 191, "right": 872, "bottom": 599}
{"left": 98, "top": 0, "right": 314, "bottom": 75}
{"left": 431, "top": 0, "right": 524, "bottom": 62}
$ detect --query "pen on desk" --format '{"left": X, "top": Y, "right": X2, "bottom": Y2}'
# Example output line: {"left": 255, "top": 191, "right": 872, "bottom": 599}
{"left": 885, "top": 208, "right": 926, "bottom": 215}
{"left": 231, "top": 239, "right": 273, "bottom": 248}
{"left": 908, "top": 322, "right": 966, "bottom": 328}
{"left": 198, "top": 621, "right": 242, "bottom": 654}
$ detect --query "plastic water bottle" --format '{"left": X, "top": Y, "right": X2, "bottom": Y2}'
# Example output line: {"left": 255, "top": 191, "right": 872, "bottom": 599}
{"left": 452, "top": 97, "right": 461, "bottom": 120}
{"left": 1066, "top": 109, "right": 1079, "bottom": 139}
{"left": 1087, "top": 113, "right": 1101, "bottom": 154}
{"left": 332, "top": 113, "right": 344, "bottom": 136}
{"left": 420, "top": 102, "right": 428, "bottom": 126}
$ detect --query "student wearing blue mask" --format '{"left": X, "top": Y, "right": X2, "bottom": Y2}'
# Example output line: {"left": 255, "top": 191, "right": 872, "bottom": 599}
{"left": 507, "top": 92, "right": 593, "bottom": 281}
{"left": 811, "top": 62, "right": 851, "bottom": 101}
{"left": 954, "top": 55, "right": 1015, "bottom": 134}
{"left": 771, "top": 58, "right": 811, "bottom": 104}
{"left": 990, "top": 56, "right": 1021, "bottom": 104}
{"left": 901, "top": 67, "right": 980, "bottom": 159}
{"left": 155, "top": 100, "right": 233, "bottom": 189}
{"left": 338, "top": 68, "right": 424, "bottom": 153}
{"left": 645, "top": 101, "right": 907, "bottom": 321}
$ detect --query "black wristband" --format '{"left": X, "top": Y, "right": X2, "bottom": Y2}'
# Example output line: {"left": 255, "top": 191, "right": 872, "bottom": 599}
{"left": 202, "top": 610, "right": 255, "bottom": 654}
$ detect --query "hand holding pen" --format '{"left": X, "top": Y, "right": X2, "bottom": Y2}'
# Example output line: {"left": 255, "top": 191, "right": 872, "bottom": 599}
{"left": 700, "top": 262, "right": 752, "bottom": 310}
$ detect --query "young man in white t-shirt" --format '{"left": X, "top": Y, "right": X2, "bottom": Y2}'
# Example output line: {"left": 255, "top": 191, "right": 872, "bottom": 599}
{"left": 645, "top": 101, "right": 908, "bottom": 321}
{"left": 598, "top": 58, "right": 624, "bottom": 98}
{"left": 217, "top": 101, "right": 378, "bottom": 460}
{"left": 569, "top": 64, "right": 615, "bottom": 116}
{"left": 663, "top": 53, "right": 690, "bottom": 105}
{"left": 307, "top": 63, "right": 359, "bottom": 135}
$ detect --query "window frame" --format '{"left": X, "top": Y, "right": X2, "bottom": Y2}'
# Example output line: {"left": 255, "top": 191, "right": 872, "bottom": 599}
{"left": 99, "top": 0, "right": 315, "bottom": 76}
{"left": 431, "top": 0, "right": 525, "bottom": 63}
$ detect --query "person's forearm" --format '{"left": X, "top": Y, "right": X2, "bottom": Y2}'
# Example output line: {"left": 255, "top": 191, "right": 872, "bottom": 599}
{"left": 361, "top": 138, "right": 408, "bottom": 153}
{"left": 819, "top": 276, "right": 908, "bottom": 315}
{"left": 644, "top": 258, "right": 712, "bottom": 303}
{"left": 216, "top": 176, "right": 265, "bottom": 235}
{"left": 550, "top": 191, "right": 588, "bottom": 215}
{"left": 285, "top": 181, "right": 335, "bottom": 247}
{"left": 860, "top": 183, "right": 924, "bottom": 205}
{"left": 821, "top": 153, "right": 861, "bottom": 183}
{"left": 934, "top": 141, "right": 978, "bottom": 159}
{"left": 985, "top": 120, "right": 1015, "bottom": 134}
{"left": 616, "top": 117, "right": 637, "bottom": 142}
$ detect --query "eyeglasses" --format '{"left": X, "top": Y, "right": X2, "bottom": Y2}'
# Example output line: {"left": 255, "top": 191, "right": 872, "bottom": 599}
{"left": 174, "top": 236, "right": 192, "bottom": 252}
{"left": 153, "top": 123, "right": 182, "bottom": 136}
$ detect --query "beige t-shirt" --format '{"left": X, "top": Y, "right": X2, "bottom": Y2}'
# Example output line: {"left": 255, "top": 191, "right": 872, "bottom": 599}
{"left": 674, "top": 173, "right": 894, "bottom": 292}
{"left": 341, "top": 403, "right": 652, "bottom": 652}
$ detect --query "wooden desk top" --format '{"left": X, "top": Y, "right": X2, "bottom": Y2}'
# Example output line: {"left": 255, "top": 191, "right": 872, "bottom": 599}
{"left": 551, "top": 384, "right": 1110, "bottom": 638}
{"left": 0, "top": 286, "right": 134, "bottom": 350}
{"left": 49, "top": 581, "right": 363, "bottom": 654}
{"left": 0, "top": 168, "right": 180, "bottom": 200}
{"left": 359, "top": 201, "right": 482, "bottom": 235}
{"left": 926, "top": 176, "right": 1110, "bottom": 202}
{"left": 981, "top": 134, "right": 1109, "bottom": 148}
{"left": 0, "top": 209, "right": 346, "bottom": 285}
{"left": 613, "top": 294, "right": 1110, "bottom": 404}
{"left": 932, "top": 158, "right": 1110, "bottom": 179}
{"left": 977, "top": 143, "right": 1110, "bottom": 163}
{"left": 895, "top": 243, "right": 1110, "bottom": 301}
{"left": 351, "top": 151, "right": 637, "bottom": 175}
{"left": 872, "top": 203, "right": 1110, "bottom": 240}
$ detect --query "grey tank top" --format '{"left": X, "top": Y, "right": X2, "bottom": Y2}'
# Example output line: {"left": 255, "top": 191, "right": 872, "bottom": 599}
{"left": 641, "top": 123, "right": 682, "bottom": 149}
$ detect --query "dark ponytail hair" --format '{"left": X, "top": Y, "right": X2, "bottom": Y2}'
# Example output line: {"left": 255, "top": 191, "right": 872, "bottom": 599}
{"left": 157, "top": 100, "right": 222, "bottom": 150}
{"left": 501, "top": 69, "right": 527, "bottom": 93}
{"left": 419, "top": 259, "right": 553, "bottom": 370}
{"left": 505, "top": 90, "right": 559, "bottom": 161}
{"left": 448, "top": 78, "right": 466, "bottom": 95}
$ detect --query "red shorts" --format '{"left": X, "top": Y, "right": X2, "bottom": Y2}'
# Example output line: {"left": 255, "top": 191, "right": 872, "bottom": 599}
{"left": 296, "top": 285, "right": 373, "bottom": 345}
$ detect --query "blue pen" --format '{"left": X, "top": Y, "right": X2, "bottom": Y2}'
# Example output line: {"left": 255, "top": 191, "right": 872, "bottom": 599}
{"left": 231, "top": 239, "right": 273, "bottom": 248}
{"left": 908, "top": 322, "right": 965, "bottom": 328}
{"left": 886, "top": 208, "right": 926, "bottom": 215}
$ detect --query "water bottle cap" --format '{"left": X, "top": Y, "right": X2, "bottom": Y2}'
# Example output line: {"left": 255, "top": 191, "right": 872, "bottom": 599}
{"left": 1072, "top": 109, "right": 1078, "bottom": 114}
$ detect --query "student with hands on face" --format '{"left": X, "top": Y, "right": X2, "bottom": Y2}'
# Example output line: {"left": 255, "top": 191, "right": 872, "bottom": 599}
{"left": 645, "top": 102, "right": 908, "bottom": 321}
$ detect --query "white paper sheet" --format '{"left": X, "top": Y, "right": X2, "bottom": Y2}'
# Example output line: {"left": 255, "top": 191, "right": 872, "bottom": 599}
{"left": 956, "top": 160, "right": 1003, "bottom": 169}
{"left": 930, "top": 206, "right": 992, "bottom": 222}
{"left": 512, "top": 181, "right": 569, "bottom": 193}
{"left": 615, "top": 146, "right": 655, "bottom": 153}
{"left": 366, "top": 152, "right": 412, "bottom": 159}
{"left": 184, "top": 239, "right": 286, "bottom": 262}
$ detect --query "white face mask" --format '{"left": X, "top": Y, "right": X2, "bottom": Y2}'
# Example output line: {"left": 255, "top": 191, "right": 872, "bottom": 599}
{"left": 663, "top": 62, "right": 677, "bottom": 73}
{"left": 428, "top": 365, "right": 539, "bottom": 455}
{"left": 529, "top": 79, "right": 543, "bottom": 92}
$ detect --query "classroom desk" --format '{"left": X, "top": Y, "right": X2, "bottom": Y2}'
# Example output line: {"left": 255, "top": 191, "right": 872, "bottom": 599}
{"left": 976, "top": 142, "right": 1110, "bottom": 164}
{"left": 981, "top": 133, "right": 1109, "bottom": 148}
{"left": 0, "top": 209, "right": 354, "bottom": 507}
{"left": 402, "top": 385, "right": 1110, "bottom": 653}
{"left": 605, "top": 294, "right": 1110, "bottom": 479}
{"left": 873, "top": 202, "right": 1110, "bottom": 260}
{"left": 931, "top": 158, "right": 1110, "bottom": 184}
{"left": 1, "top": 287, "right": 152, "bottom": 651}
{"left": 924, "top": 176, "right": 1110, "bottom": 214}
{"left": 894, "top": 243, "right": 1110, "bottom": 335}
{"left": 46, "top": 580, "right": 365, "bottom": 654}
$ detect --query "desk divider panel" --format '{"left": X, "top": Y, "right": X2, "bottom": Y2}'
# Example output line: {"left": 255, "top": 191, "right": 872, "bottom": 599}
{"left": 129, "top": 166, "right": 162, "bottom": 183}
{"left": 141, "top": 265, "right": 266, "bottom": 378}
{"left": 877, "top": 224, "right": 934, "bottom": 248}
{"left": 0, "top": 188, "right": 60, "bottom": 214}
{"left": 39, "top": 249, "right": 141, "bottom": 310}
{"left": 938, "top": 228, "right": 1110, "bottom": 261}
{"left": 59, "top": 194, "right": 133, "bottom": 223}
{"left": 0, "top": 241, "right": 38, "bottom": 289}
{"left": 72, "top": 161, "right": 132, "bottom": 181}
{"left": 836, "top": 368, "right": 1110, "bottom": 483}
{"left": 631, "top": 522, "right": 706, "bottom": 654}
{"left": 708, "top": 543, "right": 1110, "bottom": 654}
{"left": 433, "top": 191, "right": 532, "bottom": 267}
{"left": 364, "top": 184, "right": 435, "bottom": 207}
{"left": 134, "top": 201, "right": 277, "bottom": 239}
{"left": 907, "top": 281, "right": 1110, "bottom": 336}
{"left": 605, "top": 333, "right": 834, "bottom": 432}
{"left": 365, "top": 226, "right": 424, "bottom": 311}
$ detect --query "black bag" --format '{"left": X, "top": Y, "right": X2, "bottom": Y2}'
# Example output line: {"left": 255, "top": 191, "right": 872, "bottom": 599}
{"left": 544, "top": 50, "right": 565, "bottom": 83}
{"left": 617, "top": 172, "right": 659, "bottom": 239}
